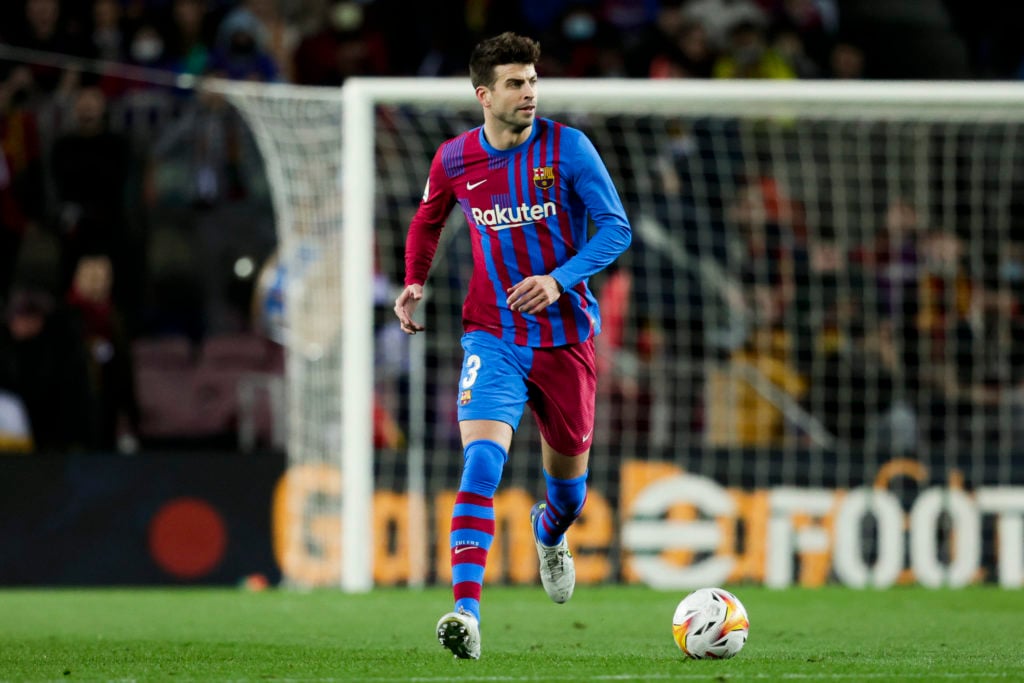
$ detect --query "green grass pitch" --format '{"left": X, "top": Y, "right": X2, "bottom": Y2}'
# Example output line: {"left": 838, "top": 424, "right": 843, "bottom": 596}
{"left": 1, "top": 585, "right": 1022, "bottom": 681}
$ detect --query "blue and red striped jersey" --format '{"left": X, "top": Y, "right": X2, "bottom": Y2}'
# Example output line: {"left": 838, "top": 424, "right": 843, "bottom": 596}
{"left": 404, "top": 117, "right": 631, "bottom": 348}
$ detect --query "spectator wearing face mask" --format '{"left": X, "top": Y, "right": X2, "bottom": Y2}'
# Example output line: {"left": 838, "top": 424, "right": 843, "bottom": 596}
{"left": 537, "top": 5, "right": 625, "bottom": 78}
{"left": 128, "top": 23, "right": 170, "bottom": 70}
{"left": 90, "top": 20, "right": 170, "bottom": 96}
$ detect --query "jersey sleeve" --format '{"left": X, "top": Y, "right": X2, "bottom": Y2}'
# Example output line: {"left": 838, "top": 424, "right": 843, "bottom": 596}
{"left": 548, "top": 129, "right": 632, "bottom": 291}
{"left": 404, "top": 144, "right": 457, "bottom": 286}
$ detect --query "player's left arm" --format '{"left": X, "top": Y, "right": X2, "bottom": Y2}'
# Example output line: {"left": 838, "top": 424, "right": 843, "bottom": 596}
{"left": 507, "top": 130, "right": 631, "bottom": 314}
{"left": 549, "top": 130, "right": 631, "bottom": 290}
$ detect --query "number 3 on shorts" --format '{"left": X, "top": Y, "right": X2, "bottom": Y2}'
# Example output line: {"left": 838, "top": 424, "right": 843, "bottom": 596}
{"left": 461, "top": 354, "right": 482, "bottom": 389}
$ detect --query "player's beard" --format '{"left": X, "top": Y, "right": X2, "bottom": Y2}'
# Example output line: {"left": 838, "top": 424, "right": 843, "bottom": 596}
{"left": 496, "top": 106, "right": 535, "bottom": 135}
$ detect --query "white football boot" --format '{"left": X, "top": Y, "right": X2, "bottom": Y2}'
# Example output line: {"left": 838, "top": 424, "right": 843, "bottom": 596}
{"left": 530, "top": 502, "right": 576, "bottom": 604}
{"left": 436, "top": 607, "right": 481, "bottom": 659}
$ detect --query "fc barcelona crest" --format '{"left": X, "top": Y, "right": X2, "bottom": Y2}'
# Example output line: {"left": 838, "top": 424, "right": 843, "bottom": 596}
{"left": 533, "top": 166, "right": 555, "bottom": 190}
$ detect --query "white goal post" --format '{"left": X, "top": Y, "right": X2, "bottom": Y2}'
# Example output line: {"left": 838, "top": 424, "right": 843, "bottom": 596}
{"left": 209, "top": 77, "right": 1024, "bottom": 592}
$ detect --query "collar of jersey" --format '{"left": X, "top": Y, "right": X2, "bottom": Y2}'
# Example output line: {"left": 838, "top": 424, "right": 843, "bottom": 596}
{"left": 478, "top": 120, "right": 539, "bottom": 157}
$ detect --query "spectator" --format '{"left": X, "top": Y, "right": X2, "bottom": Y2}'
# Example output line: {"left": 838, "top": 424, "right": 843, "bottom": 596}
{"left": 683, "top": 0, "right": 766, "bottom": 51}
{"left": 623, "top": 0, "right": 689, "bottom": 77}
{"left": 207, "top": 6, "right": 279, "bottom": 81}
{"left": 997, "top": 233, "right": 1024, "bottom": 300}
{"left": 215, "top": 0, "right": 295, "bottom": 81}
{"left": 789, "top": 229, "right": 852, "bottom": 370}
{"left": 757, "top": 0, "right": 836, "bottom": 70}
{"left": 539, "top": 5, "right": 626, "bottom": 78}
{"left": 126, "top": 21, "right": 171, "bottom": 72}
{"left": 922, "top": 275, "right": 1024, "bottom": 446}
{"left": 805, "top": 310, "right": 905, "bottom": 448}
{"left": 66, "top": 252, "right": 140, "bottom": 453}
{"left": 165, "top": 0, "right": 212, "bottom": 79}
{"left": 712, "top": 19, "right": 796, "bottom": 79}
{"left": 916, "top": 228, "right": 969, "bottom": 335}
{"left": 852, "top": 197, "right": 925, "bottom": 323}
{"left": 829, "top": 41, "right": 865, "bottom": 79}
{"left": 91, "top": 19, "right": 171, "bottom": 97}
{"left": 595, "top": 265, "right": 668, "bottom": 451}
{"left": 5, "top": 0, "right": 92, "bottom": 95}
{"left": 0, "top": 286, "right": 95, "bottom": 453}
{"left": 89, "top": 0, "right": 128, "bottom": 62}
{"left": 771, "top": 25, "right": 819, "bottom": 78}
{"left": 50, "top": 86, "right": 142, "bottom": 323}
{"left": 518, "top": 0, "right": 577, "bottom": 37}
{"left": 0, "top": 65, "right": 45, "bottom": 303}
{"left": 728, "top": 175, "right": 807, "bottom": 274}
{"left": 648, "top": 18, "right": 715, "bottom": 79}
{"left": 292, "top": 1, "right": 388, "bottom": 86}
{"left": 705, "top": 276, "right": 807, "bottom": 446}
{"left": 851, "top": 197, "right": 928, "bottom": 402}
{"left": 604, "top": 0, "right": 662, "bottom": 40}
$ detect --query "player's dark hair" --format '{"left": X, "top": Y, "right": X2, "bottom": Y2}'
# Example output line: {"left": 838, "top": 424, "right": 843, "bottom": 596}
{"left": 469, "top": 32, "right": 541, "bottom": 89}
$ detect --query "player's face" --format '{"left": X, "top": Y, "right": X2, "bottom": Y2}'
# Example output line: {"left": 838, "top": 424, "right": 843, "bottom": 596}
{"left": 482, "top": 64, "right": 537, "bottom": 132}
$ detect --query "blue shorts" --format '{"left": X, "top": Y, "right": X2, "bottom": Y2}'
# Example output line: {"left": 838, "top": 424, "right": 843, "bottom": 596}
{"left": 456, "top": 331, "right": 596, "bottom": 456}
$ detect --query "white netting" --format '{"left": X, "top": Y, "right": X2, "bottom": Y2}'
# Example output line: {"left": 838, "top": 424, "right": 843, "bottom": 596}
{"left": 215, "top": 78, "right": 1024, "bottom": 589}
{"left": 205, "top": 83, "right": 347, "bottom": 587}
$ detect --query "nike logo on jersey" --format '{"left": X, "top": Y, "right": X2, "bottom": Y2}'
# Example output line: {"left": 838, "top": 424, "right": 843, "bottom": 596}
{"left": 453, "top": 544, "right": 478, "bottom": 554}
{"left": 466, "top": 179, "right": 487, "bottom": 190}
{"left": 582, "top": 431, "right": 592, "bottom": 442}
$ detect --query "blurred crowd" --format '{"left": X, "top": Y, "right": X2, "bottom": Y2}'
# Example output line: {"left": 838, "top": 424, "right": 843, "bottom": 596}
{"left": 2, "top": 0, "right": 1023, "bottom": 90}
{"left": 3, "top": 1, "right": 1024, "bottom": 92}
{"left": 2, "top": 0, "right": 1024, "bottom": 455}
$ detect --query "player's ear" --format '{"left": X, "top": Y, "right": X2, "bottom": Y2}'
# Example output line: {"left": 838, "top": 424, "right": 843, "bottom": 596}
{"left": 475, "top": 85, "right": 490, "bottom": 109}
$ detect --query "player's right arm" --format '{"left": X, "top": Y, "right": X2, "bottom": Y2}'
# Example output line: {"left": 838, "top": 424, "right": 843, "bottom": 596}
{"left": 394, "top": 283, "right": 425, "bottom": 334}
{"left": 396, "top": 144, "right": 457, "bottom": 335}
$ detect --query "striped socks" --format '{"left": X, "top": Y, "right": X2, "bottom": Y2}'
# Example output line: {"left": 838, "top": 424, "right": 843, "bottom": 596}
{"left": 450, "top": 439, "right": 507, "bottom": 623}
{"left": 535, "top": 469, "right": 588, "bottom": 547}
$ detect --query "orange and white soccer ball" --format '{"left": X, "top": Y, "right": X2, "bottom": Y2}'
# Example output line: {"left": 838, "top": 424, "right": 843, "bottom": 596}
{"left": 672, "top": 587, "right": 750, "bottom": 659}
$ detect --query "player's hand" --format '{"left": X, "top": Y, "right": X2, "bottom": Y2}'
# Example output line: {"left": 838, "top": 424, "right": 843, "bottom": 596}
{"left": 394, "top": 284, "right": 426, "bottom": 335}
{"left": 506, "top": 275, "right": 562, "bottom": 315}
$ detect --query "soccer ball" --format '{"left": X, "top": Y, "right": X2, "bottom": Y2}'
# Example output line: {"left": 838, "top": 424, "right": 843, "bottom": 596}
{"left": 672, "top": 587, "right": 750, "bottom": 659}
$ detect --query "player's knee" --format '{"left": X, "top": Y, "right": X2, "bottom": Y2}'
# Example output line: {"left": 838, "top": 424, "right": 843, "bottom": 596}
{"left": 459, "top": 439, "right": 508, "bottom": 497}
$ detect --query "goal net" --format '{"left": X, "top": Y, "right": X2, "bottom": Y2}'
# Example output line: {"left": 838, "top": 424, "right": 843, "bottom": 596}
{"left": 210, "top": 78, "right": 1024, "bottom": 591}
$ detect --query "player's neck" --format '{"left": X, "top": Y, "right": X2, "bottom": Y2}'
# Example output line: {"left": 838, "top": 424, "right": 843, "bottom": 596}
{"left": 482, "top": 119, "right": 532, "bottom": 151}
